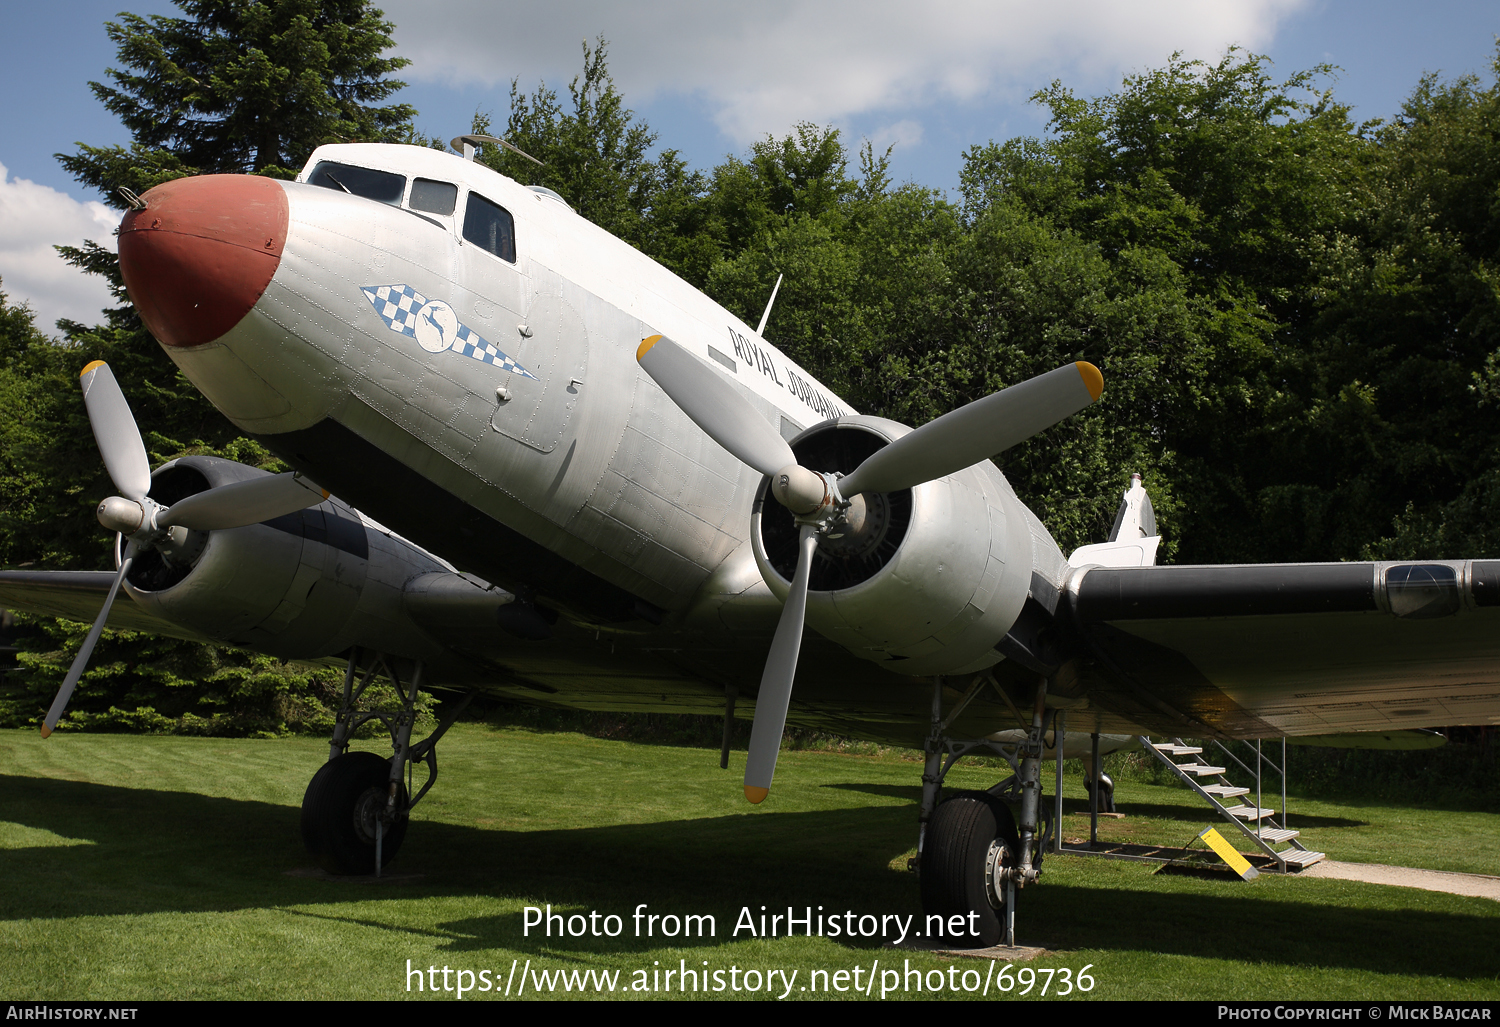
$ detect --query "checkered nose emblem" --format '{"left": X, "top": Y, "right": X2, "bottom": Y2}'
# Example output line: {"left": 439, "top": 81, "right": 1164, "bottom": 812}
{"left": 360, "top": 284, "right": 539, "bottom": 380}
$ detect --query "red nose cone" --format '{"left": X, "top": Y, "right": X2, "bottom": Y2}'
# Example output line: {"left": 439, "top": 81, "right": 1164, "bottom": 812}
{"left": 118, "top": 175, "right": 288, "bottom": 348}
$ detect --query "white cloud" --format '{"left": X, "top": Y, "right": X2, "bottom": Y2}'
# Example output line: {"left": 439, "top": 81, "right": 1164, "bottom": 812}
{"left": 0, "top": 163, "right": 117, "bottom": 334}
{"left": 869, "top": 119, "right": 925, "bottom": 154}
{"left": 385, "top": 0, "right": 1309, "bottom": 142}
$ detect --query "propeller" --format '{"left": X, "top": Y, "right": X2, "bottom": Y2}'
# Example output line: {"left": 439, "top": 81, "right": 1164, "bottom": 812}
{"left": 41, "top": 362, "right": 331, "bottom": 738}
{"left": 636, "top": 335, "right": 1103, "bottom": 802}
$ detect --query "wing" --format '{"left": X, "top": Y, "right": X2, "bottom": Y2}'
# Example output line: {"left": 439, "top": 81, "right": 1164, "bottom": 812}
{"left": 1059, "top": 560, "right": 1500, "bottom": 739}
{"left": 0, "top": 570, "right": 210, "bottom": 640}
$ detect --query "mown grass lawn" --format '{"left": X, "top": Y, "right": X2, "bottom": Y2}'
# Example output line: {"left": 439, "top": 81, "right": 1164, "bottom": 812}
{"left": 1, "top": 725, "right": 1496, "bottom": 1000}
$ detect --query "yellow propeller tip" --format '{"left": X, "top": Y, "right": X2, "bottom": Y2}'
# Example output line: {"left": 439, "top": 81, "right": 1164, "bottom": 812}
{"left": 39, "top": 724, "right": 51, "bottom": 739}
{"left": 636, "top": 335, "right": 662, "bottom": 363}
{"left": 1075, "top": 361, "right": 1103, "bottom": 401}
{"left": 744, "top": 785, "right": 769, "bottom": 804}
{"left": 80, "top": 360, "right": 107, "bottom": 378}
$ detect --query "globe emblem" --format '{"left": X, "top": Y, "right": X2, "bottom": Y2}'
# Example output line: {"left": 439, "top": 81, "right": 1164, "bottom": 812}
{"left": 413, "top": 300, "right": 460, "bottom": 353}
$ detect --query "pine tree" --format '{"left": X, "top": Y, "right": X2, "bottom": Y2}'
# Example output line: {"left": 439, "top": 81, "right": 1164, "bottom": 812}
{"left": 61, "top": 0, "right": 414, "bottom": 195}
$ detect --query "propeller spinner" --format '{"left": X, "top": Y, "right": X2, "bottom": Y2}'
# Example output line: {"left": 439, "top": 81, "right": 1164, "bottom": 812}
{"left": 40, "top": 362, "right": 330, "bottom": 738}
{"left": 636, "top": 335, "right": 1103, "bottom": 802}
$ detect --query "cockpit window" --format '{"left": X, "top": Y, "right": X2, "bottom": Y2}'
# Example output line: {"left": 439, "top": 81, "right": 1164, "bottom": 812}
{"left": 308, "top": 161, "right": 404, "bottom": 205}
{"left": 410, "top": 178, "right": 458, "bottom": 216}
{"left": 462, "top": 192, "right": 516, "bottom": 262}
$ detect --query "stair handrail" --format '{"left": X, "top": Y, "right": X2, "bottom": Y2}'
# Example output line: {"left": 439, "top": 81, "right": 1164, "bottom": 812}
{"left": 1210, "top": 738, "right": 1306, "bottom": 851}
{"left": 1142, "top": 736, "right": 1286, "bottom": 871}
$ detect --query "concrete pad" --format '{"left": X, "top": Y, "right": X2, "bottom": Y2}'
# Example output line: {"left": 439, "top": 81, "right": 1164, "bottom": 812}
{"left": 1297, "top": 860, "right": 1500, "bottom": 901}
{"left": 889, "top": 936, "right": 1049, "bottom": 961}
{"left": 936, "top": 944, "right": 1048, "bottom": 962}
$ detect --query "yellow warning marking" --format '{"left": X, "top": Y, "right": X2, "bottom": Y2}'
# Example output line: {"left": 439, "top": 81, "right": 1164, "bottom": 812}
{"left": 80, "top": 360, "right": 107, "bottom": 377}
{"left": 636, "top": 335, "right": 662, "bottom": 362}
{"left": 1199, "top": 826, "right": 1259, "bottom": 880}
{"left": 744, "top": 785, "right": 768, "bottom": 804}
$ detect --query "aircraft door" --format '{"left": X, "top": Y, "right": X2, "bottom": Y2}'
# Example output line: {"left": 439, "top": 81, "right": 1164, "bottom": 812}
{"left": 489, "top": 276, "right": 589, "bottom": 454}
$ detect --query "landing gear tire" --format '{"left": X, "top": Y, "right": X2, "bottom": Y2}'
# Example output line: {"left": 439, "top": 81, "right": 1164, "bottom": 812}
{"left": 920, "top": 791, "right": 1020, "bottom": 948}
{"left": 301, "top": 751, "right": 409, "bottom": 875}
{"left": 1085, "top": 773, "right": 1117, "bottom": 814}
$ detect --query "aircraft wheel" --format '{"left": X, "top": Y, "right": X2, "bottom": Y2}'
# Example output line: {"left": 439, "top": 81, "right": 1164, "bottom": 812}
{"left": 920, "top": 791, "right": 1020, "bottom": 948}
{"left": 301, "top": 751, "right": 408, "bottom": 875}
{"left": 1085, "top": 772, "right": 1116, "bottom": 814}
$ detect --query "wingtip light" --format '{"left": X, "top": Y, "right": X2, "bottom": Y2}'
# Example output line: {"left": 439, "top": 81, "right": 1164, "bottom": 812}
{"left": 744, "top": 785, "right": 769, "bottom": 804}
{"left": 1076, "top": 361, "right": 1104, "bottom": 402}
{"left": 636, "top": 335, "right": 661, "bottom": 363}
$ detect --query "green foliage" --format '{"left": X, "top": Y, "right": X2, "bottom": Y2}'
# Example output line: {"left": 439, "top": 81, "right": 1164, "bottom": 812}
{"left": 0, "top": 281, "right": 278, "bottom": 572}
{"left": 958, "top": 51, "right": 1369, "bottom": 560}
{"left": 1285, "top": 734, "right": 1499, "bottom": 809}
{"left": 0, "top": 611, "right": 436, "bottom": 737}
{"left": 2, "top": 613, "right": 318, "bottom": 736}
{"left": 1339, "top": 53, "right": 1500, "bottom": 559}
{"left": 471, "top": 38, "right": 717, "bottom": 285}
{"left": 63, "top": 0, "right": 413, "bottom": 191}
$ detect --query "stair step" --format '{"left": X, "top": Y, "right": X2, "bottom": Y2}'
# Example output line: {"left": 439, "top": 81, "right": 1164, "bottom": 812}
{"left": 1224, "top": 805, "right": 1275, "bottom": 820}
{"left": 1175, "top": 764, "right": 1227, "bottom": 776}
{"left": 1153, "top": 743, "right": 1203, "bottom": 755}
{"left": 1201, "top": 784, "right": 1250, "bottom": 798}
{"left": 1278, "top": 850, "right": 1325, "bottom": 867}
{"left": 1253, "top": 828, "right": 1300, "bottom": 843}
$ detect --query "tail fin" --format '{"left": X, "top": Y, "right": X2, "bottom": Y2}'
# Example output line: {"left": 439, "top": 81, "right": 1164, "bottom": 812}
{"left": 1068, "top": 473, "right": 1161, "bottom": 568}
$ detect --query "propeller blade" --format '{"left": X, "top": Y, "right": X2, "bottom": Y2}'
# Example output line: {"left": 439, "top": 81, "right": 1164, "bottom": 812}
{"left": 838, "top": 362, "right": 1103, "bottom": 498}
{"left": 744, "top": 523, "right": 819, "bottom": 803}
{"left": 79, "top": 361, "right": 151, "bottom": 503}
{"left": 159, "top": 473, "right": 329, "bottom": 531}
{"left": 637, "top": 335, "right": 795, "bottom": 478}
{"left": 41, "top": 552, "right": 134, "bottom": 738}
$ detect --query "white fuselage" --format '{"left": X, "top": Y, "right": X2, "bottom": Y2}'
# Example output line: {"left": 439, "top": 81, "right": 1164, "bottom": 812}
{"left": 166, "top": 144, "right": 858, "bottom": 616}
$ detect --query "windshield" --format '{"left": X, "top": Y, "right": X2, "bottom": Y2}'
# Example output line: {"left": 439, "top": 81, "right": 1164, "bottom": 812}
{"left": 307, "top": 161, "right": 404, "bottom": 206}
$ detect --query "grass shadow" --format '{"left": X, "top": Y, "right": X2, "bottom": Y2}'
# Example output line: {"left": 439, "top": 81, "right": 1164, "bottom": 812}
{"left": 5, "top": 770, "right": 1495, "bottom": 980}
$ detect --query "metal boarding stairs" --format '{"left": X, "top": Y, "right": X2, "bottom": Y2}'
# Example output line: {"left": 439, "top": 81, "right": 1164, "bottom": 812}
{"left": 1141, "top": 736, "right": 1325, "bottom": 873}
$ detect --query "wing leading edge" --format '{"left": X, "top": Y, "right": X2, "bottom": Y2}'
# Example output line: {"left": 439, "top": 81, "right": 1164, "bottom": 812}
{"left": 1062, "top": 560, "right": 1500, "bottom": 739}
{"left": 0, "top": 570, "right": 206, "bottom": 640}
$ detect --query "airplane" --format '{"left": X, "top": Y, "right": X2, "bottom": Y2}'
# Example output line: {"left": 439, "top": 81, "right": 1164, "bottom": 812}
{"left": 5, "top": 135, "right": 1500, "bottom": 948}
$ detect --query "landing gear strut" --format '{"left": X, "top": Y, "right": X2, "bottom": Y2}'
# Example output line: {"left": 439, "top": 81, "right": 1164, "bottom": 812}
{"left": 300, "top": 648, "right": 471, "bottom": 876}
{"left": 916, "top": 673, "right": 1055, "bottom": 947}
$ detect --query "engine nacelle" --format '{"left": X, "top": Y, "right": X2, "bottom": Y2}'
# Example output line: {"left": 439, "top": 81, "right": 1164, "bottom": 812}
{"left": 751, "top": 417, "right": 1034, "bottom": 676}
{"left": 121, "top": 455, "right": 441, "bottom": 660}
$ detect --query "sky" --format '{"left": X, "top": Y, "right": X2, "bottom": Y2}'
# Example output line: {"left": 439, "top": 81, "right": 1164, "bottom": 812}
{"left": 0, "top": 0, "right": 1495, "bottom": 334}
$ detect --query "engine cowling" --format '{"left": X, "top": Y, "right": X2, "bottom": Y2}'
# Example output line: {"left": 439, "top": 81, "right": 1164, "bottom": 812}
{"left": 120, "top": 455, "right": 438, "bottom": 660}
{"left": 751, "top": 417, "right": 1034, "bottom": 676}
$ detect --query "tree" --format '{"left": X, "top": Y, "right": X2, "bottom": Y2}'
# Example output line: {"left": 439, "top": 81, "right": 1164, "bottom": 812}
{"left": 62, "top": 0, "right": 413, "bottom": 192}
{"left": 472, "top": 38, "right": 717, "bottom": 285}
{"left": 958, "top": 51, "right": 1380, "bottom": 561}
{"left": 1325, "top": 44, "right": 1500, "bottom": 560}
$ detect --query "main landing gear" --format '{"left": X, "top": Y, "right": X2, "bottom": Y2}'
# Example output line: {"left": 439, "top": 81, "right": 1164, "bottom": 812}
{"left": 301, "top": 648, "right": 471, "bottom": 876}
{"left": 916, "top": 674, "right": 1056, "bottom": 948}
